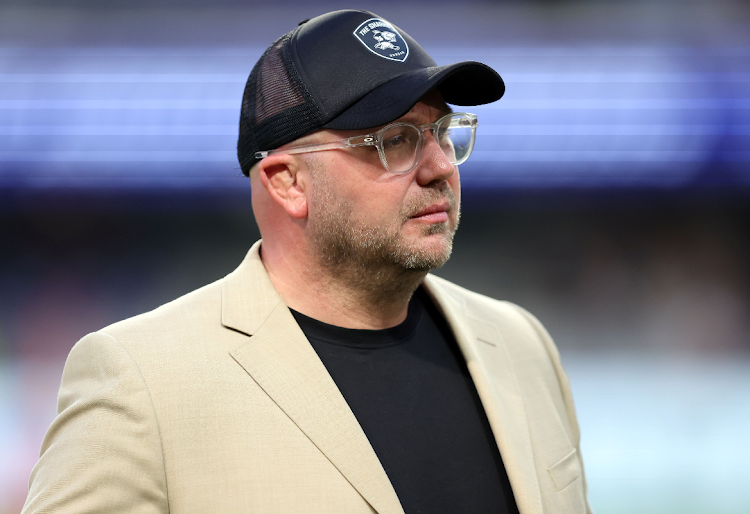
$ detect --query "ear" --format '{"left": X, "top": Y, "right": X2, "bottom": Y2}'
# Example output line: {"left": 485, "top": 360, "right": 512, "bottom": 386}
{"left": 257, "top": 154, "right": 309, "bottom": 219}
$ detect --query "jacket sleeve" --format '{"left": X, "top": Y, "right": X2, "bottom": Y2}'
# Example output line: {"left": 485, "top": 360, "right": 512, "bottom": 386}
{"left": 22, "top": 332, "right": 169, "bottom": 514}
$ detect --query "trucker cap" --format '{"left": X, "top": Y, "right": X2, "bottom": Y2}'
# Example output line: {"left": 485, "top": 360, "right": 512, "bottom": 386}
{"left": 237, "top": 9, "right": 505, "bottom": 175}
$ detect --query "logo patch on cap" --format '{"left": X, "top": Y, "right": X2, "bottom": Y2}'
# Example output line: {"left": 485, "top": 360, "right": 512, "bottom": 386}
{"left": 353, "top": 18, "right": 409, "bottom": 63}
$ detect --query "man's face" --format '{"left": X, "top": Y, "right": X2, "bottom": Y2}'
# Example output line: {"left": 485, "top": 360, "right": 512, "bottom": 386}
{"left": 305, "top": 92, "right": 461, "bottom": 276}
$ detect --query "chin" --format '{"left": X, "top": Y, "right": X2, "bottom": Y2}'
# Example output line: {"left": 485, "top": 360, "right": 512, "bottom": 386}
{"left": 398, "top": 233, "right": 454, "bottom": 271}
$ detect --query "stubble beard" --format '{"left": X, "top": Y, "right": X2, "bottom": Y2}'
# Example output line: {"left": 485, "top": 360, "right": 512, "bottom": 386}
{"left": 307, "top": 170, "right": 460, "bottom": 302}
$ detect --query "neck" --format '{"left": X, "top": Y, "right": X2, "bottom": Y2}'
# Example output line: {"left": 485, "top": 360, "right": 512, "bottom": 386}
{"left": 261, "top": 242, "right": 426, "bottom": 329}
{"left": 312, "top": 258, "right": 428, "bottom": 327}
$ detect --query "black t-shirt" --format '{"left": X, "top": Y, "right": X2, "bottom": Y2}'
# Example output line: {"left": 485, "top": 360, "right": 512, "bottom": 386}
{"left": 291, "top": 288, "right": 519, "bottom": 514}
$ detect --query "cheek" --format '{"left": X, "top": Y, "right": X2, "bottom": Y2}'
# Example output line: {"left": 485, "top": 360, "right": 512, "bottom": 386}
{"left": 447, "top": 168, "right": 461, "bottom": 224}
{"left": 315, "top": 152, "right": 414, "bottom": 224}
{"left": 366, "top": 190, "right": 406, "bottom": 222}
{"left": 449, "top": 166, "right": 461, "bottom": 192}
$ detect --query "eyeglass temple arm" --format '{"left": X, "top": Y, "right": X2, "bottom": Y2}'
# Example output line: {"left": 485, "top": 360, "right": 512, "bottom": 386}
{"left": 254, "top": 135, "right": 375, "bottom": 160}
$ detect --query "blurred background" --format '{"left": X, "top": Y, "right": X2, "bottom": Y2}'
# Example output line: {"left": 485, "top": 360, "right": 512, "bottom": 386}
{"left": 1, "top": 0, "right": 749, "bottom": 512}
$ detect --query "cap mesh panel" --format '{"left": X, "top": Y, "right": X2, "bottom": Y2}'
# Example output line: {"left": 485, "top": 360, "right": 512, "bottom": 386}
{"left": 237, "top": 33, "right": 325, "bottom": 176}
{"left": 255, "top": 39, "right": 305, "bottom": 123}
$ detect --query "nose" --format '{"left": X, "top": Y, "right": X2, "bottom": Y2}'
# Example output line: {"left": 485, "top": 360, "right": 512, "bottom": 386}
{"left": 415, "top": 130, "right": 455, "bottom": 186}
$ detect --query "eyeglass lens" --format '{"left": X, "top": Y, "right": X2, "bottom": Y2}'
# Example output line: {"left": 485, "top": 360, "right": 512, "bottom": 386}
{"left": 380, "top": 115, "right": 474, "bottom": 173}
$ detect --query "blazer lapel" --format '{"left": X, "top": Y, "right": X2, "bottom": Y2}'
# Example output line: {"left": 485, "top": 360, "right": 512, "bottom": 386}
{"left": 222, "top": 242, "right": 404, "bottom": 514}
{"left": 423, "top": 276, "right": 544, "bottom": 514}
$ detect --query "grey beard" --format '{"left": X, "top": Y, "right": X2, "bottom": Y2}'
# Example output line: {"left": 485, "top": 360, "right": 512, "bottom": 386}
{"left": 307, "top": 177, "right": 459, "bottom": 302}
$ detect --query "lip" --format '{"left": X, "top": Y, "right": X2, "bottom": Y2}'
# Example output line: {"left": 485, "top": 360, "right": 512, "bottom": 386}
{"left": 410, "top": 201, "right": 451, "bottom": 222}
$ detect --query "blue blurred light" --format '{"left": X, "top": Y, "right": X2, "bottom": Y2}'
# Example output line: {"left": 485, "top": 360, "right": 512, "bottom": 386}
{"left": 1, "top": 45, "right": 748, "bottom": 191}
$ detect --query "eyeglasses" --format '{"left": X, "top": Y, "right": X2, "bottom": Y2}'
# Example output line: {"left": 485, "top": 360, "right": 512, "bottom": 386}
{"left": 254, "top": 112, "right": 478, "bottom": 175}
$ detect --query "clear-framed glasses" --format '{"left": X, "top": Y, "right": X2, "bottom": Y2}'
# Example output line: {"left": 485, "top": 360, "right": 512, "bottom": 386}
{"left": 254, "top": 112, "right": 478, "bottom": 175}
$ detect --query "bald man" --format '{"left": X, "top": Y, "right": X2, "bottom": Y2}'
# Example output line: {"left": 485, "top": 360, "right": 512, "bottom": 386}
{"left": 23, "top": 10, "right": 592, "bottom": 514}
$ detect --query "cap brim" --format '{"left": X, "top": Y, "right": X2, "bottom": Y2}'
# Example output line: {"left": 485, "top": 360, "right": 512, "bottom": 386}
{"left": 323, "top": 61, "right": 504, "bottom": 131}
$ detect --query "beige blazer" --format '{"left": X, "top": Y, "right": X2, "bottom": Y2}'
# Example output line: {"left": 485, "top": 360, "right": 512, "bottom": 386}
{"left": 23, "top": 241, "right": 592, "bottom": 514}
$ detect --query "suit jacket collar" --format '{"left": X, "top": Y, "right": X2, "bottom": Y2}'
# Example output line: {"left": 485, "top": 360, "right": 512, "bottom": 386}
{"left": 223, "top": 241, "right": 405, "bottom": 514}
{"left": 221, "top": 240, "right": 281, "bottom": 337}
{"left": 422, "top": 276, "right": 543, "bottom": 514}
{"left": 221, "top": 241, "right": 542, "bottom": 514}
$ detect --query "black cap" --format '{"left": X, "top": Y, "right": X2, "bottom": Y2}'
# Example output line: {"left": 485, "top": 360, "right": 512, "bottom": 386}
{"left": 237, "top": 9, "right": 505, "bottom": 175}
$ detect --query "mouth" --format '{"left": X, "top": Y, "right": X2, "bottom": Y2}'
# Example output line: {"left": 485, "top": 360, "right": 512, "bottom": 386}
{"left": 410, "top": 201, "right": 451, "bottom": 223}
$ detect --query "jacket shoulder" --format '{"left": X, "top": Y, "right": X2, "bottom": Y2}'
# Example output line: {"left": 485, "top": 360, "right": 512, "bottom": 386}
{"left": 100, "top": 277, "right": 225, "bottom": 343}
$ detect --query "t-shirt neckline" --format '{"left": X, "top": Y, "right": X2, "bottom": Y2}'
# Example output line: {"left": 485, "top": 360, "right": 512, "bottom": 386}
{"left": 289, "top": 288, "right": 427, "bottom": 349}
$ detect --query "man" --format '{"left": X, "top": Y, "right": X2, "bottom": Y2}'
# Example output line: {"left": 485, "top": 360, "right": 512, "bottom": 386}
{"left": 23, "top": 10, "right": 592, "bottom": 514}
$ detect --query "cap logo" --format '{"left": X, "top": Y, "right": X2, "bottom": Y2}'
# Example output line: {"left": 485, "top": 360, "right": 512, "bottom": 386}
{"left": 353, "top": 18, "right": 409, "bottom": 63}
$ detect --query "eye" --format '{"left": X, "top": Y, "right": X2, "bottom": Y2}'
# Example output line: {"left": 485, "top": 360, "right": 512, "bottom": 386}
{"left": 381, "top": 127, "right": 418, "bottom": 152}
{"left": 382, "top": 133, "right": 409, "bottom": 150}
